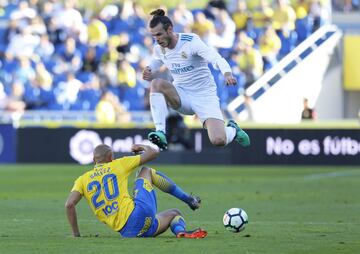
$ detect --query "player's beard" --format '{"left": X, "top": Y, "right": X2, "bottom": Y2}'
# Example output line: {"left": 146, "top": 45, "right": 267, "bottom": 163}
{"left": 163, "top": 33, "right": 172, "bottom": 48}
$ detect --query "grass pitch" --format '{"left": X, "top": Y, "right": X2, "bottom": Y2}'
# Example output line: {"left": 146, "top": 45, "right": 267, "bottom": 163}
{"left": 0, "top": 164, "right": 359, "bottom": 254}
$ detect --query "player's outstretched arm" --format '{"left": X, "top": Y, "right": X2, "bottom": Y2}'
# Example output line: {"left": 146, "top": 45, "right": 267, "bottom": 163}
{"left": 132, "top": 144, "right": 159, "bottom": 165}
{"left": 65, "top": 191, "right": 82, "bottom": 237}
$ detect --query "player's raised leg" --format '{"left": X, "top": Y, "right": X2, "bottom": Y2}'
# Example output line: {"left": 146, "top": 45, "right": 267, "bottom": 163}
{"left": 154, "top": 209, "right": 207, "bottom": 238}
{"left": 204, "top": 118, "right": 250, "bottom": 147}
{"left": 149, "top": 78, "right": 181, "bottom": 150}
{"left": 138, "top": 167, "right": 201, "bottom": 210}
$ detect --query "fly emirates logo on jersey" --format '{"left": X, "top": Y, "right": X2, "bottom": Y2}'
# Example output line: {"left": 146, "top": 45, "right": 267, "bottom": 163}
{"left": 169, "top": 63, "right": 195, "bottom": 75}
{"left": 69, "top": 130, "right": 155, "bottom": 164}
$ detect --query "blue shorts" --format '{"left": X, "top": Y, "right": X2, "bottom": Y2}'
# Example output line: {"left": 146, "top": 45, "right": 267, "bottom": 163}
{"left": 119, "top": 178, "right": 159, "bottom": 237}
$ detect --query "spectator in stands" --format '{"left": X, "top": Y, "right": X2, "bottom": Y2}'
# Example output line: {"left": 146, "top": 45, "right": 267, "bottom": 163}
{"left": 301, "top": 98, "right": 317, "bottom": 120}
{"left": 8, "top": 80, "right": 26, "bottom": 110}
{"left": 99, "top": 37, "right": 119, "bottom": 88}
{"left": 57, "top": 37, "right": 82, "bottom": 73}
{"left": 81, "top": 47, "right": 100, "bottom": 73}
{"left": 132, "top": 35, "right": 154, "bottom": 62}
{"left": 6, "top": 26, "right": 40, "bottom": 58}
{"left": 54, "top": 71, "right": 82, "bottom": 110}
{"left": 0, "top": 81, "right": 7, "bottom": 109}
{"left": 74, "top": 74, "right": 102, "bottom": 111}
{"left": 34, "top": 62, "right": 53, "bottom": 92}
{"left": 236, "top": 38, "right": 263, "bottom": 89}
{"left": 118, "top": 59, "right": 136, "bottom": 88}
{"left": 101, "top": 36, "right": 121, "bottom": 64}
{"left": 54, "top": 0, "right": 86, "bottom": 42}
{"left": 98, "top": 4, "right": 119, "bottom": 31}
{"left": 309, "top": 0, "right": 329, "bottom": 32}
{"left": 87, "top": 17, "right": 108, "bottom": 46}
{"left": 233, "top": 31, "right": 255, "bottom": 55}
{"left": 46, "top": 16, "right": 67, "bottom": 46}
{"left": 10, "top": 0, "right": 36, "bottom": 29}
{"left": 14, "top": 56, "right": 35, "bottom": 85}
{"left": 259, "top": 25, "right": 281, "bottom": 70}
{"left": 95, "top": 91, "right": 130, "bottom": 124}
{"left": 5, "top": 19, "right": 20, "bottom": 44}
{"left": 34, "top": 34, "right": 55, "bottom": 62}
{"left": 210, "top": 9, "right": 236, "bottom": 49}
{"left": 294, "top": 0, "right": 312, "bottom": 44}
{"left": 252, "top": 0, "right": 274, "bottom": 40}
{"left": 244, "top": 93, "right": 254, "bottom": 121}
{"left": 0, "top": 81, "right": 26, "bottom": 112}
{"left": 28, "top": 15, "right": 47, "bottom": 36}
{"left": 191, "top": 11, "right": 215, "bottom": 40}
{"left": 272, "top": 0, "right": 297, "bottom": 31}
{"left": 171, "top": 3, "right": 194, "bottom": 33}
{"left": 24, "top": 62, "right": 53, "bottom": 109}
{"left": 113, "top": 32, "right": 131, "bottom": 58}
{"left": 231, "top": 0, "right": 250, "bottom": 32}
{"left": 204, "top": 0, "right": 227, "bottom": 20}
{"left": 40, "top": 1, "right": 56, "bottom": 27}
{"left": 334, "top": 0, "right": 355, "bottom": 12}
{"left": 0, "top": 0, "right": 325, "bottom": 115}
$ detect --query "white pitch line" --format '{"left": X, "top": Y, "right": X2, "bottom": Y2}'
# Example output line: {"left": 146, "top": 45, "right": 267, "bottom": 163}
{"left": 192, "top": 221, "right": 360, "bottom": 226}
{"left": 250, "top": 221, "right": 360, "bottom": 226}
{"left": 304, "top": 171, "right": 360, "bottom": 180}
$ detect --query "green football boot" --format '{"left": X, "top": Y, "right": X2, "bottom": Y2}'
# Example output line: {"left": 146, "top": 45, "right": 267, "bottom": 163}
{"left": 148, "top": 130, "right": 168, "bottom": 151}
{"left": 227, "top": 120, "right": 250, "bottom": 147}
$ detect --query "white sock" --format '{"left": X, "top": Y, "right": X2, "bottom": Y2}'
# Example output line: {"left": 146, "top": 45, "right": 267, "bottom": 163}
{"left": 225, "top": 126, "right": 236, "bottom": 145}
{"left": 150, "top": 92, "right": 168, "bottom": 133}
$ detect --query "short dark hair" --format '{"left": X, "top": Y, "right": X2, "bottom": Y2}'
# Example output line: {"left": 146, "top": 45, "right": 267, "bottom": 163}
{"left": 149, "top": 9, "right": 173, "bottom": 31}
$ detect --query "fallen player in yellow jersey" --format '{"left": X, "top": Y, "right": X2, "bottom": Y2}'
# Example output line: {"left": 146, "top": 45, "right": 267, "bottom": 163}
{"left": 65, "top": 143, "right": 207, "bottom": 238}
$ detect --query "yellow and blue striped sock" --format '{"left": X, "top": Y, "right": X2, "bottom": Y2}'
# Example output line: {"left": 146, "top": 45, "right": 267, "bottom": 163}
{"left": 150, "top": 168, "right": 192, "bottom": 204}
{"left": 170, "top": 215, "right": 186, "bottom": 236}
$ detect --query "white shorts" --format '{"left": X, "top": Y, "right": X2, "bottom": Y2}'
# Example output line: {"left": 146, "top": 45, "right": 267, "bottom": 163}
{"left": 174, "top": 86, "right": 224, "bottom": 124}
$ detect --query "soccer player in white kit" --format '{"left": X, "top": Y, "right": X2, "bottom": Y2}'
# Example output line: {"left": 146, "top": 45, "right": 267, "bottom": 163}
{"left": 143, "top": 9, "right": 250, "bottom": 151}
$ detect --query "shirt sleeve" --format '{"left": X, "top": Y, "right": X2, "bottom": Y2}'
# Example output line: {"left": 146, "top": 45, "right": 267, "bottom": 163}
{"left": 71, "top": 176, "right": 84, "bottom": 195}
{"left": 113, "top": 155, "right": 141, "bottom": 176}
{"left": 148, "top": 47, "right": 164, "bottom": 72}
{"left": 190, "top": 35, "right": 232, "bottom": 75}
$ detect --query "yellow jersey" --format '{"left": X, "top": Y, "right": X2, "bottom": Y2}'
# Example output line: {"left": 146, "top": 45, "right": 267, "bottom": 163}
{"left": 71, "top": 155, "right": 140, "bottom": 231}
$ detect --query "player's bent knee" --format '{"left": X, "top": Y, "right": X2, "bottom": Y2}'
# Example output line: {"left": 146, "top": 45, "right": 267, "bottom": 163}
{"left": 170, "top": 208, "right": 182, "bottom": 217}
{"left": 150, "top": 78, "right": 165, "bottom": 93}
{"left": 136, "top": 166, "right": 151, "bottom": 179}
{"left": 210, "top": 136, "right": 227, "bottom": 147}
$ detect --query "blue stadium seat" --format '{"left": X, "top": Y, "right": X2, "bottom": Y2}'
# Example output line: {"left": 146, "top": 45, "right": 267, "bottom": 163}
{"left": 122, "top": 81, "right": 146, "bottom": 111}
{"left": 76, "top": 71, "right": 94, "bottom": 83}
{"left": 277, "top": 30, "right": 297, "bottom": 59}
{"left": 71, "top": 89, "right": 101, "bottom": 110}
{"left": 296, "top": 17, "right": 312, "bottom": 45}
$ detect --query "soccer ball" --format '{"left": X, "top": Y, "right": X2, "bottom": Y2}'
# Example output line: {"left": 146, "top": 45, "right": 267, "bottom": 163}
{"left": 223, "top": 208, "right": 248, "bottom": 233}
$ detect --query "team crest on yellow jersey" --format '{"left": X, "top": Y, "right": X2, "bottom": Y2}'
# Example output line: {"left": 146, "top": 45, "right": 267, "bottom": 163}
{"left": 181, "top": 51, "right": 188, "bottom": 59}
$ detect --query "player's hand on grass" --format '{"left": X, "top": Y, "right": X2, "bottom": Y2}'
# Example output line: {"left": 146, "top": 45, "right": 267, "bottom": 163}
{"left": 143, "top": 66, "right": 153, "bottom": 81}
{"left": 224, "top": 72, "right": 237, "bottom": 86}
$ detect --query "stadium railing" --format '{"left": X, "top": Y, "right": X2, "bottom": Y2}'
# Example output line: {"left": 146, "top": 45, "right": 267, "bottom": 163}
{"left": 0, "top": 110, "right": 153, "bottom": 128}
{"left": 227, "top": 24, "right": 342, "bottom": 119}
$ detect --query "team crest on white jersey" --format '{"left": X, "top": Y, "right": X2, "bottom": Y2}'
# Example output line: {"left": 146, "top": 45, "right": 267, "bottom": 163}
{"left": 161, "top": 47, "right": 166, "bottom": 59}
{"left": 181, "top": 51, "right": 188, "bottom": 59}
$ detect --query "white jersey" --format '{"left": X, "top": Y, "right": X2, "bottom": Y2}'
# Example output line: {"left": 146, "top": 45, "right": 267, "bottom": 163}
{"left": 149, "top": 33, "right": 232, "bottom": 95}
